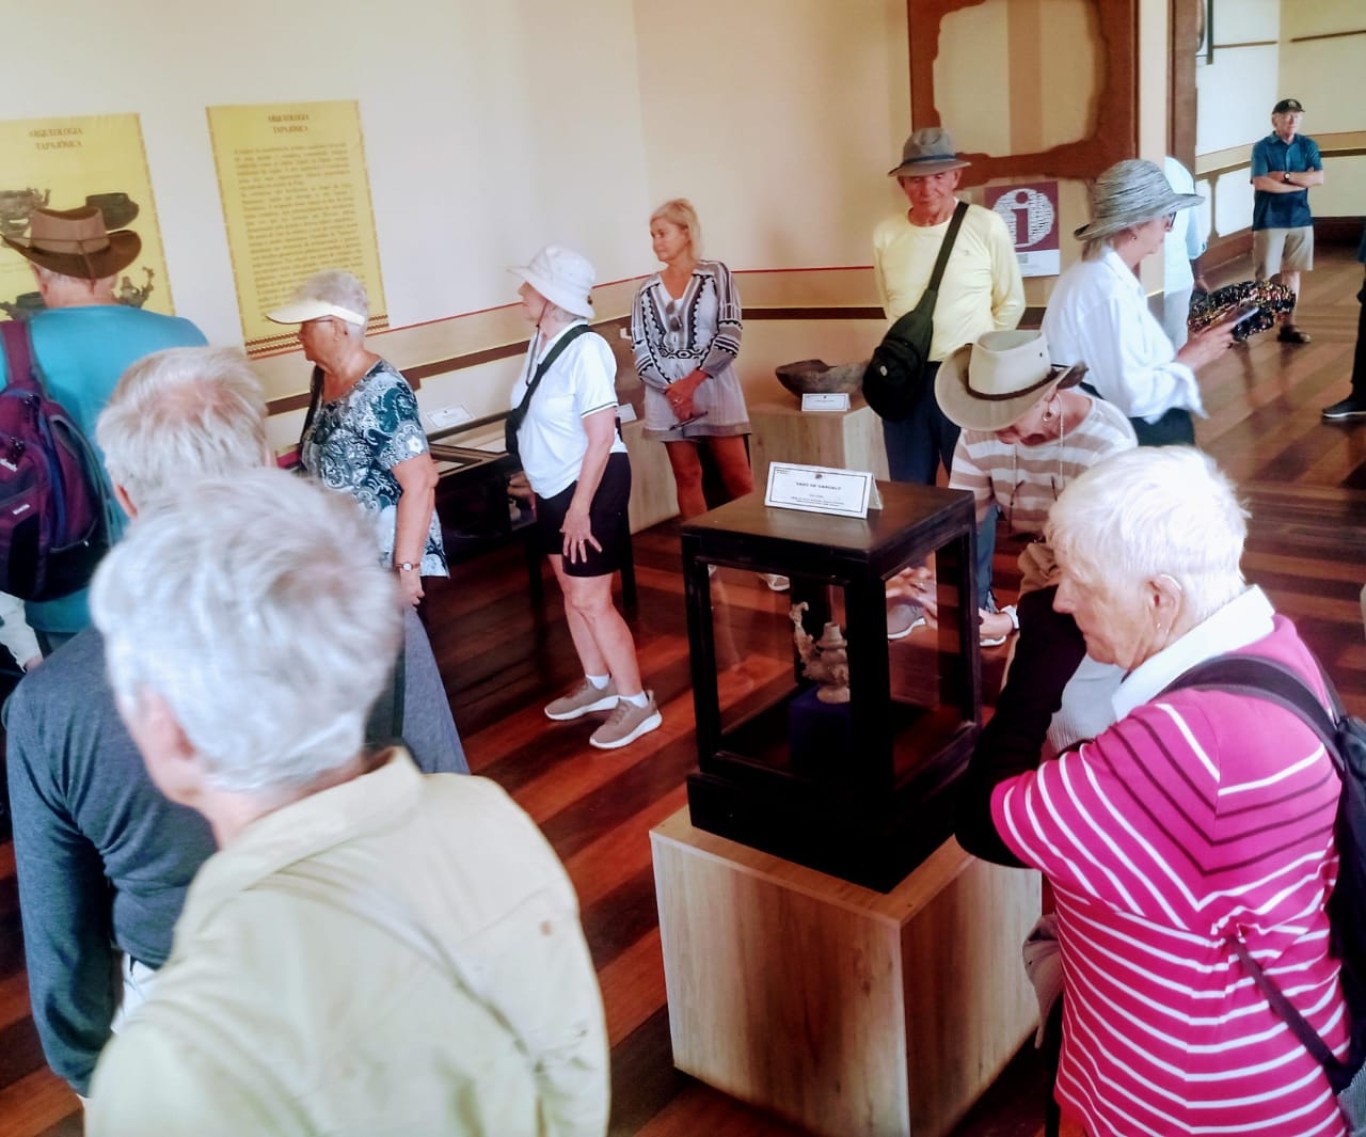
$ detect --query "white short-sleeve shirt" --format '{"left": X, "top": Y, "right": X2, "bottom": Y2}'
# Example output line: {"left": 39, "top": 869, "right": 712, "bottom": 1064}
{"left": 512, "top": 322, "right": 626, "bottom": 498}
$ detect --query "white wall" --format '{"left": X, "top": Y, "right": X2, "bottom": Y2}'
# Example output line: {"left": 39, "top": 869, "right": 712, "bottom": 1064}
{"left": 4, "top": 0, "right": 654, "bottom": 349}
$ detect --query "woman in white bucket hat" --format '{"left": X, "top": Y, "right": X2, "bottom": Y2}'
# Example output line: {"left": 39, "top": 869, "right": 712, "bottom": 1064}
{"left": 509, "top": 245, "right": 661, "bottom": 751}
{"left": 267, "top": 269, "right": 446, "bottom": 608}
{"left": 1041, "top": 159, "right": 1235, "bottom": 447}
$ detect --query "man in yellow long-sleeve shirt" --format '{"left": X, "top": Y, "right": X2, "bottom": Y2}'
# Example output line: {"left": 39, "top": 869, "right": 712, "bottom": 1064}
{"left": 872, "top": 128, "right": 1025, "bottom": 485}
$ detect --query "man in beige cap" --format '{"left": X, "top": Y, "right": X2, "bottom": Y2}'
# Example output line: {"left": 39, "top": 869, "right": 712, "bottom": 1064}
{"left": 0, "top": 206, "right": 206, "bottom": 653}
{"left": 872, "top": 127, "right": 1025, "bottom": 487}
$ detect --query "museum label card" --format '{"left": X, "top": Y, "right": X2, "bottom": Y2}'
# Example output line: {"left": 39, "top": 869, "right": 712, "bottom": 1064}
{"left": 765, "top": 462, "right": 874, "bottom": 519}
{"left": 801, "top": 392, "right": 850, "bottom": 413}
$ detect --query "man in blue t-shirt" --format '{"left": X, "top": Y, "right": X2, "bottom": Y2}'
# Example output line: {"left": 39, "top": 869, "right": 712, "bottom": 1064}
{"left": 1, "top": 206, "right": 206, "bottom": 653}
{"left": 1250, "top": 98, "right": 1324, "bottom": 345}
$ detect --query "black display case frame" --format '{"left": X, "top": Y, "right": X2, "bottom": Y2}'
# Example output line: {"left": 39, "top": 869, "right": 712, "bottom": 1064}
{"left": 680, "top": 483, "right": 981, "bottom": 891}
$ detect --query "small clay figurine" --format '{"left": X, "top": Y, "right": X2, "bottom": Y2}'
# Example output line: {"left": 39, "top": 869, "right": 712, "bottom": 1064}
{"left": 789, "top": 601, "right": 851, "bottom": 704}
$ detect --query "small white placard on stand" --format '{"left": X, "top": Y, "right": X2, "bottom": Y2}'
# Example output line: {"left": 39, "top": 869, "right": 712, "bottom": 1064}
{"left": 801, "top": 392, "right": 850, "bottom": 413}
{"left": 765, "top": 462, "right": 874, "bottom": 519}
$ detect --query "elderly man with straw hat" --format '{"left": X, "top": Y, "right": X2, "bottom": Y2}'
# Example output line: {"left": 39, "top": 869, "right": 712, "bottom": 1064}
{"left": 0, "top": 206, "right": 205, "bottom": 653}
{"left": 936, "top": 329, "right": 1135, "bottom": 648}
{"left": 1041, "top": 159, "right": 1233, "bottom": 447}
{"left": 872, "top": 127, "right": 1025, "bottom": 488}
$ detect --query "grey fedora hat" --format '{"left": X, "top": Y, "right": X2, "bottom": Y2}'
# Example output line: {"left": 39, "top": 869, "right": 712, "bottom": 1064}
{"left": 887, "top": 127, "right": 972, "bottom": 178}
{"left": 1073, "top": 158, "right": 1203, "bottom": 241}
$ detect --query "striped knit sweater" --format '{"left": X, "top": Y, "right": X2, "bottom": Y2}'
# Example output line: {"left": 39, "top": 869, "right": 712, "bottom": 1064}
{"left": 993, "top": 615, "right": 1348, "bottom": 1136}
{"left": 948, "top": 396, "right": 1135, "bottom": 593}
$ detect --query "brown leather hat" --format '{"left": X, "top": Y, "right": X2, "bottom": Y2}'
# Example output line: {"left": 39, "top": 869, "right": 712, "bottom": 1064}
{"left": 3, "top": 206, "right": 141, "bottom": 280}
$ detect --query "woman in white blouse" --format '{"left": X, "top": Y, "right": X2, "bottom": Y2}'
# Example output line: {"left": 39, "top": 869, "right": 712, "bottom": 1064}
{"left": 631, "top": 200, "right": 756, "bottom": 518}
{"left": 1041, "top": 160, "right": 1233, "bottom": 446}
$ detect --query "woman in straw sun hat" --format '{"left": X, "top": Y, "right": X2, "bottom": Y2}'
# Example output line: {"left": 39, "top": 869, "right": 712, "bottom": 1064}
{"left": 936, "top": 329, "right": 1136, "bottom": 649}
{"left": 1041, "top": 159, "right": 1235, "bottom": 447}
{"left": 509, "top": 245, "right": 661, "bottom": 751}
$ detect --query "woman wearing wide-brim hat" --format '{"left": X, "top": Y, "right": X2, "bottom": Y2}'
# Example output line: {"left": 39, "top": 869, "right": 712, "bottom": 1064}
{"left": 936, "top": 328, "right": 1136, "bottom": 649}
{"left": 1041, "top": 159, "right": 1235, "bottom": 447}
{"left": 509, "top": 245, "right": 661, "bottom": 751}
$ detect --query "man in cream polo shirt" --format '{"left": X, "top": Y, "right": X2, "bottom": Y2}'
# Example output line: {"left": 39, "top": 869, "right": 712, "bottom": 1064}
{"left": 872, "top": 127, "right": 1025, "bottom": 487}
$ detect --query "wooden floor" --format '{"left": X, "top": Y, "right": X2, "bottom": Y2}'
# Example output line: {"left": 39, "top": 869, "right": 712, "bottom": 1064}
{"left": 2, "top": 249, "right": 1364, "bottom": 1137}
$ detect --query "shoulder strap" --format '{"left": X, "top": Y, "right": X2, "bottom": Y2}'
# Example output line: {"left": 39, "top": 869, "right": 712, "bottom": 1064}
{"left": 514, "top": 323, "right": 593, "bottom": 421}
{"left": 0, "top": 321, "right": 40, "bottom": 395}
{"left": 299, "top": 365, "right": 325, "bottom": 445}
{"left": 1225, "top": 933, "right": 1346, "bottom": 1078}
{"left": 925, "top": 200, "right": 970, "bottom": 296}
{"left": 1162, "top": 654, "right": 1342, "bottom": 773}
{"left": 264, "top": 856, "right": 533, "bottom": 1062}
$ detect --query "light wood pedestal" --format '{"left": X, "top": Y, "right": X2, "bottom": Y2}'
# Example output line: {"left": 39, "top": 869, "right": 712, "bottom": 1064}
{"left": 650, "top": 809, "right": 1040, "bottom": 1137}
{"left": 749, "top": 396, "right": 890, "bottom": 487}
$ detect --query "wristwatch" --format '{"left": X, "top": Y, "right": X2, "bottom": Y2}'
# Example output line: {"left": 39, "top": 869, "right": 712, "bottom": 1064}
{"left": 397, "top": 561, "right": 417, "bottom": 573}
{"left": 1282, "top": 172, "right": 1293, "bottom": 184}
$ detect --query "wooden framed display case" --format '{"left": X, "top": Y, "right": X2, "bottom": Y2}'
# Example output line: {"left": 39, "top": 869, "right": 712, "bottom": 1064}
{"left": 680, "top": 483, "right": 981, "bottom": 891}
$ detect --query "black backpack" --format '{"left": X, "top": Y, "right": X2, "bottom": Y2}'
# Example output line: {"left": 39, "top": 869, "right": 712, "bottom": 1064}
{"left": 862, "top": 200, "right": 968, "bottom": 422}
{"left": 1166, "top": 654, "right": 1366, "bottom": 1123}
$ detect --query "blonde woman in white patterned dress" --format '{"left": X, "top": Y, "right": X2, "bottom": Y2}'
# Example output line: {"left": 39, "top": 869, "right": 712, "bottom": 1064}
{"left": 633, "top": 201, "right": 785, "bottom": 590}
{"left": 631, "top": 201, "right": 757, "bottom": 515}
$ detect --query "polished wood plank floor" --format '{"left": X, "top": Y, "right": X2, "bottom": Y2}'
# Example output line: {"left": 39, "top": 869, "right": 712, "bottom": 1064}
{"left": 1, "top": 248, "right": 1364, "bottom": 1137}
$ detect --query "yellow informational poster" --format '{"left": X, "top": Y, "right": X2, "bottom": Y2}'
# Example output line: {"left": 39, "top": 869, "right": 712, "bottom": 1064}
{"left": 207, "top": 100, "right": 388, "bottom": 357}
{"left": 0, "top": 113, "right": 172, "bottom": 320}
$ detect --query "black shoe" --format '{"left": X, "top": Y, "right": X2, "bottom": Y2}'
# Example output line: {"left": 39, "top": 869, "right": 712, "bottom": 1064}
{"left": 1278, "top": 325, "right": 1312, "bottom": 344}
{"left": 1322, "top": 396, "right": 1366, "bottom": 422}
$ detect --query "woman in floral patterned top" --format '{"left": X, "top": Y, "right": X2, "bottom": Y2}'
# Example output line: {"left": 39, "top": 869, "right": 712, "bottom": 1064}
{"left": 268, "top": 271, "right": 446, "bottom": 606}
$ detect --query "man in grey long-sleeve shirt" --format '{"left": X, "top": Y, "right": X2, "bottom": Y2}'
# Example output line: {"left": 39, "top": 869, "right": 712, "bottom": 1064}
{"left": 6, "top": 346, "right": 467, "bottom": 1094}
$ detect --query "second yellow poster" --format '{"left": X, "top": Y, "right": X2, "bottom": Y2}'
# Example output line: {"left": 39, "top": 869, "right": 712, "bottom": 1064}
{"left": 207, "top": 100, "right": 388, "bottom": 357}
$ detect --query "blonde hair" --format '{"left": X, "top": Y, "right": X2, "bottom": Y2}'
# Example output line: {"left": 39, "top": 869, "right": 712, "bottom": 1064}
{"left": 650, "top": 199, "right": 702, "bottom": 259}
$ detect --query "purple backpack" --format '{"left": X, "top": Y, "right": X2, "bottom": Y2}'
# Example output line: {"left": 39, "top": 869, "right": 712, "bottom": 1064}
{"left": 0, "top": 321, "right": 109, "bottom": 601}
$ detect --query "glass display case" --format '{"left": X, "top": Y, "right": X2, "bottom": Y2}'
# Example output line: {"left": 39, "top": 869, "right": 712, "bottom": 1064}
{"left": 680, "top": 483, "right": 980, "bottom": 891}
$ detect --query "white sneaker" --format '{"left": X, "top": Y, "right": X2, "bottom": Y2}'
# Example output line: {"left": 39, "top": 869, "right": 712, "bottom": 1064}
{"left": 589, "top": 694, "right": 663, "bottom": 749}
{"left": 545, "top": 678, "right": 619, "bottom": 721}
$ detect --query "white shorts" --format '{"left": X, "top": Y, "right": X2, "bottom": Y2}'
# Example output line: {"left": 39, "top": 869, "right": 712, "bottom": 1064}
{"left": 1254, "top": 227, "right": 1314, "bottom": 278}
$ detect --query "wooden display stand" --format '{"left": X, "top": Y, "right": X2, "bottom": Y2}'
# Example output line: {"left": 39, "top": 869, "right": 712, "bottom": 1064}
{"left": 749, "top": 396, "right": 889, "bottom": 488}
{"left": 652, "top": 809, "right": 1039, "bottom": 1137}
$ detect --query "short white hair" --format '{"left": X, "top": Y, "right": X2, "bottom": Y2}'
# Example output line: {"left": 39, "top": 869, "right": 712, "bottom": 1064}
{"left": 97, "top": 347, "right": 269, "bottom": 509}
{"left": 91, "top": 468, "right": 402, "bottom": 794}
{"left": 293, "top": 269, "right": 369, "bottom": 339}
{"left": 1046, "top": 447, "right": 1248, "bottom": 623}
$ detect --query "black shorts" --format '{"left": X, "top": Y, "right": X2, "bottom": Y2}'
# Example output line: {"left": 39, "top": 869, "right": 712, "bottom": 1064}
{"left": 535, "top": 451, "right": 632, "bottom": 577}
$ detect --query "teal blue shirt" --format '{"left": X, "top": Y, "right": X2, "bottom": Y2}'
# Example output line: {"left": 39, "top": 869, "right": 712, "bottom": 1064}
{"left": 0, "top": 305, "right": 207, "bottom": 633}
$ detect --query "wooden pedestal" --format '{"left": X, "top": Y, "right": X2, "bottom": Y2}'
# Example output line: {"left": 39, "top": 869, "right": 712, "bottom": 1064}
{"left": 749, "top": 396, "right": 890, "bottom": 488}
{"left": 651, "top": 809, "right": 1039, "bottom": 1137}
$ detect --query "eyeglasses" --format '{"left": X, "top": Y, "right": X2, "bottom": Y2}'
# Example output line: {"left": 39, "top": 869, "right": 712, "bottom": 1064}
{"left": 1163, "top": 212, "right": 1177, "bottom": 232}
{"left": 665, "top": 300, "right": 682, "bottom": 334}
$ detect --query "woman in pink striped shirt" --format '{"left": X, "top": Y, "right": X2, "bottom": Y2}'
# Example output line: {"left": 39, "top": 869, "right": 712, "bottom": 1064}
{"left": 960, "top": 447, "right": 1347, "bottom": 1137}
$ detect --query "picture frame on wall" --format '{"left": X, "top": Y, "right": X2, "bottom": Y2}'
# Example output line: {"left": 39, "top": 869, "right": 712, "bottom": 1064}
{"left": 1195, "top": 0, "right": 1214, "bottom": 65}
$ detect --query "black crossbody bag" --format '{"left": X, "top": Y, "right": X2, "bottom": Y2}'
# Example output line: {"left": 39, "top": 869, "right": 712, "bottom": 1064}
{"left": 504, "top": 325, "right": 593, "bottom": 461}
{"left": 863, "top": 200, "right": 969, "bottom": 422}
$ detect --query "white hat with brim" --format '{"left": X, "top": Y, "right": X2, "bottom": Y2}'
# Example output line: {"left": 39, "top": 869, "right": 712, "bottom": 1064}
{"left": 1073, "top": 158, "right": 1204, "bottom": 242}
{"left": 935, "top": 329, "right": 1087, "bottom": 433}
{"left": 509, "top": 244, "right": 595, "bottom": 320}
{"left": 265, "top": 299, "right": 368, "bottom": 327}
